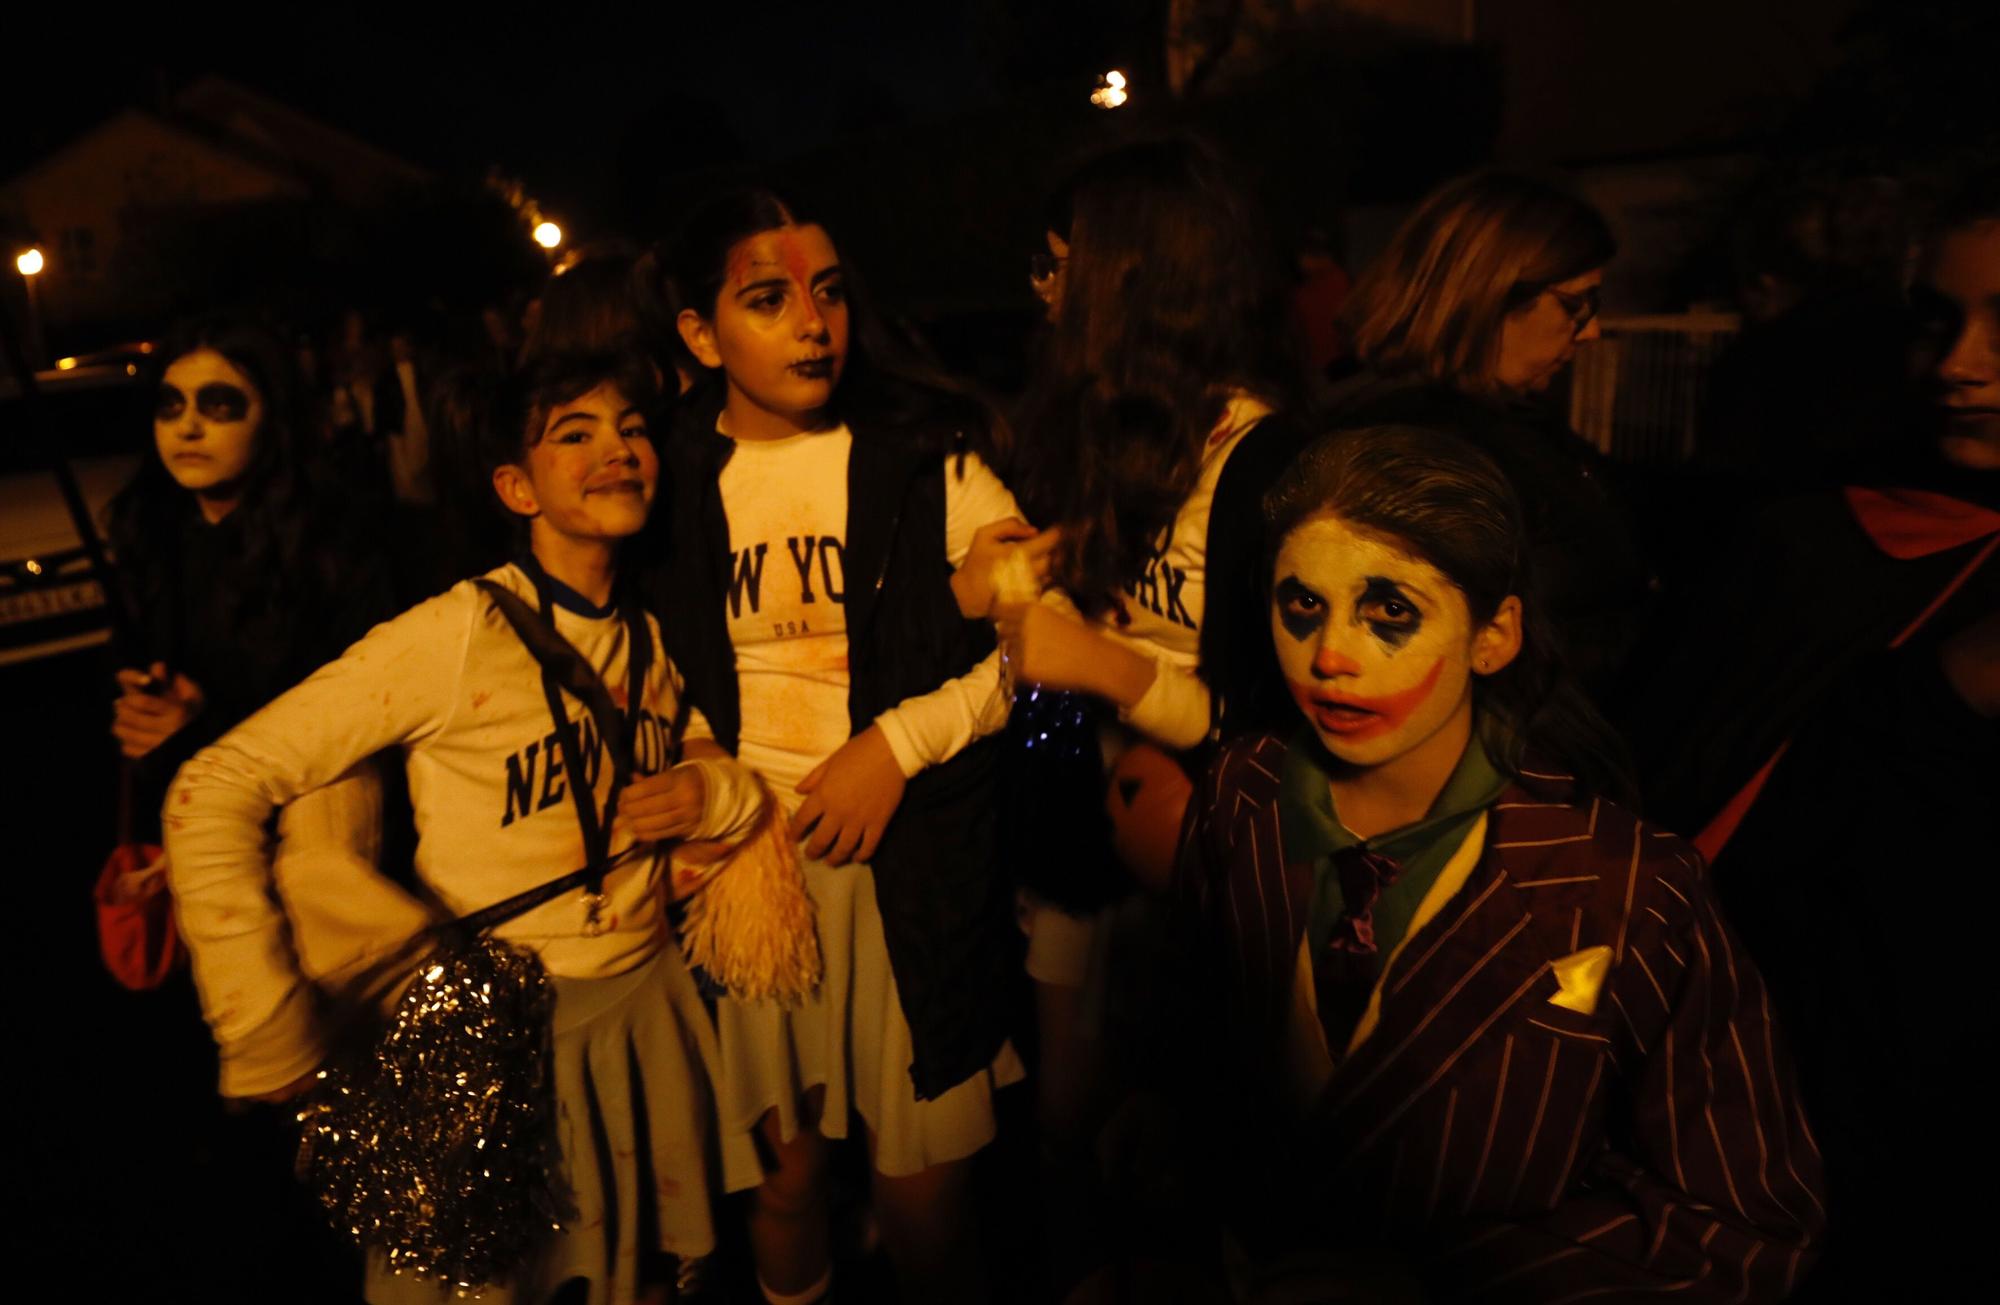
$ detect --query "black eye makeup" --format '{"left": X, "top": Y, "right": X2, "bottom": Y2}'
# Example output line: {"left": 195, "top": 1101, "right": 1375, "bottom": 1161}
{"left": 158, "top": 382, "right": 253, "bottom": 422}
{"left": 195, "top": 383, "right": 251, "bottom": 421}
{"left": 1358, "top": 576, "right": 1423, "bottom": 649}
{"left": 1273, "top": 576, "right": 1326, "bottom": 641}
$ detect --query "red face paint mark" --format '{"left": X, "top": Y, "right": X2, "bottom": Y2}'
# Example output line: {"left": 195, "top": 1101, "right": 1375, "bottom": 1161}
{"left": 1289, "top": 656, "right": 1443, "bottom": 741}
{"left": 1310, "top": 646, "right": 1363, "bottom": 677}
{"left": 777, "top": 229, "right": 813, "bottom": 292}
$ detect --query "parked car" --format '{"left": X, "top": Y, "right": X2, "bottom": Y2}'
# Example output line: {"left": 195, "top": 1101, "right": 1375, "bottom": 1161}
{"left": 0, "top": 345, "right": 154, "bottom": 666}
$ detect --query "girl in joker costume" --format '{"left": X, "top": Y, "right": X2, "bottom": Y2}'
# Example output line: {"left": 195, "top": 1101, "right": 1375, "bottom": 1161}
{"left": 1176, "top": 426, "right": 1824, "bottom": 1302}
{"left": 655, "top": 190, "right": 1028, "bottom": 1305}
{"left": 165, "top": 349, "right": 769, "bottom": 1305}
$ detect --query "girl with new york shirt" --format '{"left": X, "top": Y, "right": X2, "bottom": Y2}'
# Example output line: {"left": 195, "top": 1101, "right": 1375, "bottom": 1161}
{"left": 165, "top": 351, "right": 768, "bottom": 1305}
{"left": 656, "top": 190, "right": 1028, "bottom": 1305}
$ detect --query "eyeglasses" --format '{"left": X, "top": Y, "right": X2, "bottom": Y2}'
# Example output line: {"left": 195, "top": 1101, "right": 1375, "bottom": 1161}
{"left": 1544, "top": 284, "right": 1600, "bottom": 332}
{"left": 1028, "top": 250, "right": 1067, "bottom": 286}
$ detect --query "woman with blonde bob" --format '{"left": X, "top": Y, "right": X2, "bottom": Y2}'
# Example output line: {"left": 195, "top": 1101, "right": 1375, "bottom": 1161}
{"left": 1330, "top": 171, "right": 1646, "bottom": 697}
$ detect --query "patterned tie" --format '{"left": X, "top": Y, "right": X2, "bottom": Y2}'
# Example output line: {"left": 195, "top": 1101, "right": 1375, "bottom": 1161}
{"left": 1325, "top": 846, "right": 1404, "bottom": 955}
{"left": 1315, "top": 845, "right": 1404, "bottom": 1049}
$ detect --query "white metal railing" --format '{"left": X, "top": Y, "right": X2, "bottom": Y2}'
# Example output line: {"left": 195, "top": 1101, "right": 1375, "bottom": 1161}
{"left": 1569, "top": 312, "right": 1741, "bottom": 464}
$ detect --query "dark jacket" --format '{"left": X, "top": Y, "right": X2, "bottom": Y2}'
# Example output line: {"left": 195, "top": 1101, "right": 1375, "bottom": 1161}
{"left": 653, "top": 405, "right": 1012, "bottom": 1100}
{"left": 118, "top": 499, "right": 396, "bottom": 838}
{"left": 1177, "top": 734, "right": 1826, "bottom": 1303}
{"left": 1632, "top": 484, "right": 1998, "bottom": 1299}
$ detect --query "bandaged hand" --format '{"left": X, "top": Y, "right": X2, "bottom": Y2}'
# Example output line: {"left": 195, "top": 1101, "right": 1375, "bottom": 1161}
{"left": 952, "top": 517, "right": 1060, "bottom": 619}
{"left": 790, "top": 725, "right": 906, "bottom": 867}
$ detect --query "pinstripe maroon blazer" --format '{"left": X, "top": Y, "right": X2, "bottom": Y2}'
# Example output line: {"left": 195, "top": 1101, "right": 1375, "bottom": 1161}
{"left": 1177, "top": 734, "right": 1827, "bottom": 1303}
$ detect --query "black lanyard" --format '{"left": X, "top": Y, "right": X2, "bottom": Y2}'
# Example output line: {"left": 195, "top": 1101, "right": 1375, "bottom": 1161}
{"left": 456, "top": 563, "right": 679, "bottom": 938}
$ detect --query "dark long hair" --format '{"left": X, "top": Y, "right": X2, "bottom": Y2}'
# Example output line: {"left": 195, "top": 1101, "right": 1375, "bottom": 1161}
{"left": 662, "top": 187, "right": 997, "bottom": 453}
{"left": 1263, "top": 425, "right": 1636, "bottom": 805}
{"left": 107, "top": 314, "right": 317, "bottom": 641}
{"left": 1011, "top": 135, "right": 1296, "bottom": 617}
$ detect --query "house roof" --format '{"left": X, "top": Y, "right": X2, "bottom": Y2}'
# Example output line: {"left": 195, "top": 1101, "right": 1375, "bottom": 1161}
{"left": 2, "top": 75, "right": 430, "bottom": 207}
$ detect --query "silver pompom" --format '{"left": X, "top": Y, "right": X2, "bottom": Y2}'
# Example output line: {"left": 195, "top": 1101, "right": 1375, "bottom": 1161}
{"left": 297, "top": 935, "right": 565, "bottom": 1291}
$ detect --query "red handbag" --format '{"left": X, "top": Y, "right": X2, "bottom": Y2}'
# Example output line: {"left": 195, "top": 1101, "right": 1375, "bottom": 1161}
{"left": 94, "top": 763, "right": 182, "bottom": 990}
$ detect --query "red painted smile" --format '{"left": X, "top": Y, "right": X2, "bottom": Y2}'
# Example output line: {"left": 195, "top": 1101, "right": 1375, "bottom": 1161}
{"left": 1290, "top": 658, "right": 1443, "bottom": 741}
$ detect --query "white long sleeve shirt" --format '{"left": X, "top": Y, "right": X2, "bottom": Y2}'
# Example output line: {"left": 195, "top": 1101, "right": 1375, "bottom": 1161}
{"left": 165, "top": 563, "right": 765, "bottom": 1096}
{"left": 715, "top": 426, "right": 1021, "bottom": 802}
{"left": 1107, "top": 394, "right": 1274, "bottom": 749}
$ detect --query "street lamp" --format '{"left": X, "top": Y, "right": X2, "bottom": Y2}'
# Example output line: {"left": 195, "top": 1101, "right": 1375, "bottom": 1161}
{"left": 1090, "top": 70, "right": 1130, "bottom": 109}
{"left": 16, "top": 246, "right": 47, "bottom": 367}
{"left": 533, "top": 221, "right": 563, "bottom": 250}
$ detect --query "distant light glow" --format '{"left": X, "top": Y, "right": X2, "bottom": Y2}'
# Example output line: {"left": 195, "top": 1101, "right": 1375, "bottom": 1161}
{"left": 533, "top": 222, "right": 563, "bottom": 250}
{"left": 16, "top": 248, "right": 44, "bottom": 276}
{"left": 25, "top": 559, "right": 43, "bottom": 576}
{"left": 55, "top": 357, "right": 78, "bottom": 370}
{"left": 1090, "top": 71, "right": 1130, "bottom": 109}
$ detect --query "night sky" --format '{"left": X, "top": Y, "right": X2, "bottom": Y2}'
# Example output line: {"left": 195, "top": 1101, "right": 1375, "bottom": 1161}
{"left": 4, "top": 3, "right": 1137, "bottom": 237}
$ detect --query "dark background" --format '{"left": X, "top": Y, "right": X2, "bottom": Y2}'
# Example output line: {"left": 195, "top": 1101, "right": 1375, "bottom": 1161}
{"left": 4, "top": 3, "right": 1997, "bottom": 1300}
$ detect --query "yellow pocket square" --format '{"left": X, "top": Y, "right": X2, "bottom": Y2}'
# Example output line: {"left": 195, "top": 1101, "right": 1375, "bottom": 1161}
{"left": 1548, "top": 945, "right": 1613, "bottom": 1016}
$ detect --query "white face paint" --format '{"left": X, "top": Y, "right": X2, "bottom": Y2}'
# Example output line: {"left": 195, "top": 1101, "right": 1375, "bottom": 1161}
{"left": 1269, "top": 515, "right": 1479, "bottom": 768}
{"left": 153, "top": 349, "right": 263, "bottom": 502}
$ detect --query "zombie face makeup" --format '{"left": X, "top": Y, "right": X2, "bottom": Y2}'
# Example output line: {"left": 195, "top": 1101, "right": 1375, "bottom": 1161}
{"left": 1270, "top": 515, "right": 1483, "bottom": 768}
{"left": 154, "top": 349, "right": 263, "bottom": 510}
{"left": 681, "top": 223, "right": 849, "bottom": 440}
{"left": 498, "top": 383, "right": 657, "bottom": 544}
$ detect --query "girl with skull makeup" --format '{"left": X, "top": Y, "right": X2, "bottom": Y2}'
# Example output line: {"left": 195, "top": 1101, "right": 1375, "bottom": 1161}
{"left": 109, "top": 315, "right": 396, "bottom": 782}
{"left": 103, "top": 315, "right": 400, "bottom": 1294}
{"left": 654, "top": 190, "right": 1028, "bottom": 1305}
{"left": 1174, "top": 427, "right": 1825, "bottom": 1303}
